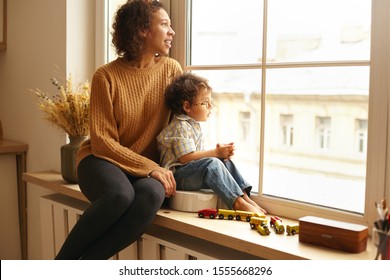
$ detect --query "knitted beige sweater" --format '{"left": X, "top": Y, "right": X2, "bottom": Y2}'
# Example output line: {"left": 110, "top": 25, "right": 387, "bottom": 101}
{"left": 77, "top": 56, "right": 182, "bottom": 177}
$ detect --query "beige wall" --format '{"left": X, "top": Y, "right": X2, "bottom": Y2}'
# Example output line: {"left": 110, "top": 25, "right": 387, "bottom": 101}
{"left": 0, "top": 0, "right": 95, "bottom": 259}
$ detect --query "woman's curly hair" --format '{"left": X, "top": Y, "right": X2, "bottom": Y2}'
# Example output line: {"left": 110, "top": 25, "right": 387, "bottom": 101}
{"left": 111, "top": 0, "right": 163, "bottom": 61}
{"left": 165, "top": 72, "right": 212, "bottom": 115}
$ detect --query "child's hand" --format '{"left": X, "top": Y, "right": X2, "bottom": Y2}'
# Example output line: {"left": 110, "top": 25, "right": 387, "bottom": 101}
{"left": 215, "top": 142, "right": 235, "bottom": 160}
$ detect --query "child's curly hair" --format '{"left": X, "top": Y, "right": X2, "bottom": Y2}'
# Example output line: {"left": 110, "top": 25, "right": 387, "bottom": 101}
{"left": 165, "top": 72, "right": 212, "bottom": 115}
{"left": 112, "top": 0, "right": 163, "bottom": 61}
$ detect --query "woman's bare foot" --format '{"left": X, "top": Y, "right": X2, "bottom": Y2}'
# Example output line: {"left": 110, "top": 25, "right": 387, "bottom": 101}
{"left": 243, "top": 192, "right": 267, "bottom": 214}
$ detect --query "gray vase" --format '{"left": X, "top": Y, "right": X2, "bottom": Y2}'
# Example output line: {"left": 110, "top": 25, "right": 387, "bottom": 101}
{"left": 60, "top": 135, "right": 87, "bottom": 184}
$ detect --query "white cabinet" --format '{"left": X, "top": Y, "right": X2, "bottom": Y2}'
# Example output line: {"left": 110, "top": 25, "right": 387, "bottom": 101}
{"left": 39, "top": 193, "right": 258, "bottom": 260}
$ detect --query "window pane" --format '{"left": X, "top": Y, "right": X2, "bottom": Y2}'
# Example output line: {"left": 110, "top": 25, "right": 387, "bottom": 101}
{"left": 108, "top": 0, "right": 127, "bottom": 62}
{"left": 267, "top": 0, "right": 371, "bottom": 62}
{"left": 190, "top": 0, "right": 263, "bottom": 65}
{"left": 263, "top": 67, "right": 369, "bottom": 213}
{"left": 193, "top": 69, "right": 262, "bottom": 191}
{"left": 184, "top": 0, "right": 372, "bottom": 216}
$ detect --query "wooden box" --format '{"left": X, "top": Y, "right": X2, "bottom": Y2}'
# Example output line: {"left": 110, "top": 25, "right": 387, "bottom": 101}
{"left": 299, "top": 216, "right": 368, "bottom": 253}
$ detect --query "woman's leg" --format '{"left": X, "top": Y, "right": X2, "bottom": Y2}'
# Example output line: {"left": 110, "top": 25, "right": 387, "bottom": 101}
{"left": 55, "top": 155, "right": 134, "bottom": 259}
{"left": 81, "top": 176, "right": 165, "bottom": 259}
{"left": 55, "top": 155, "right": 165, "bottom": 259}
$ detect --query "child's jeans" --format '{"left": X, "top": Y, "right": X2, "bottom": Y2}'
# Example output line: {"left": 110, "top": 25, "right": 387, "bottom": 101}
{"left": 173, "top": 157, "right": 251, "bottom": 209}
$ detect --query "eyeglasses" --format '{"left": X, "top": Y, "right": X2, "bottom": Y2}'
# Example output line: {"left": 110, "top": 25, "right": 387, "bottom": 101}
{"left": 194, "top": 100, "right": 212, "bottom": 109}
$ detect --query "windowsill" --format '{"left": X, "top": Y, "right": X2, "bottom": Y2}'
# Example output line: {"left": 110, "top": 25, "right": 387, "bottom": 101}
{"left": 23, "top": 170, "right": 377, "bottom": 260}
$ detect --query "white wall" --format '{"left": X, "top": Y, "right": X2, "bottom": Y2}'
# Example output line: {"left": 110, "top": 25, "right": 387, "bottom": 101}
{"left": 0, "top": 0, "right": 95, "bottom": 259}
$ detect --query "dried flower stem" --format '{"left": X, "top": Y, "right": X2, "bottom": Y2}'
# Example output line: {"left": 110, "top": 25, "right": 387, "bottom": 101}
{"left": 31, "top": 74, "right": 90, "bottom": 136}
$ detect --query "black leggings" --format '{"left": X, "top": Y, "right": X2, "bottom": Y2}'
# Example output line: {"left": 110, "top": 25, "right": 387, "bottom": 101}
{"left": 55, "top": 155, "right": 165, "bottom": 260}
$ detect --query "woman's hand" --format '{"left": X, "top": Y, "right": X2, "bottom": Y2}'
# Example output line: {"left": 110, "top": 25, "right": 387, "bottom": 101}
{"left": 149, "top": 166, "right": 176, "bottom": 197}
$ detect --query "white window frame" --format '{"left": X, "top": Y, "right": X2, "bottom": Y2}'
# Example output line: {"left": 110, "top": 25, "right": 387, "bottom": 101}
{"left": 97, "top": 0, "right": 390, "bottom": 230}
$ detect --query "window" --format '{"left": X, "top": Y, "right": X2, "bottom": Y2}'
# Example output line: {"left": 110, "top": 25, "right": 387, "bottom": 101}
{"left": 181, "top": 0, "right": 376, "bottom": 221}
{"left": 316, "top": 117, "right": 331, "bottom": 150}
{"left": 280, "top": 114, "right": 294, "bottom": 147}
{"left": 356, "top": 119, "right": 368, "bottom": 155}
{"left": 102, "top": 0, "right": 390, "bottom": 226}
{"left": 239, "top": 111, "right": 251, "bottom": 141}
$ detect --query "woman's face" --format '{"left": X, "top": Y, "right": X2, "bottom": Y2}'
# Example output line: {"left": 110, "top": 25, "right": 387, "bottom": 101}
{"left": 146, "top": 8, "right": 175, "bottom": 56}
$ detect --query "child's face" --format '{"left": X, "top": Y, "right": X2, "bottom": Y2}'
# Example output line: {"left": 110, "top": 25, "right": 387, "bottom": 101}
{"left": 184, "top": 87, "right": 212, "bottom": 122}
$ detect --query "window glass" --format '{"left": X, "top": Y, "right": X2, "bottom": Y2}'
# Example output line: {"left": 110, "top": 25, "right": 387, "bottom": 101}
{"left": 107, "top": 0, "right": 127, "bottom": 62}
{"left": 190, "top": 0, "right": 263, "bottom": 65}
{"left": 264, "top": 66, "right": 369, "bottom": 213}
{"left": 188, "top": 0, "right": 371, "bottom": 214}
{"left": 267, "top": 0, "right": 371, "bottom": 63}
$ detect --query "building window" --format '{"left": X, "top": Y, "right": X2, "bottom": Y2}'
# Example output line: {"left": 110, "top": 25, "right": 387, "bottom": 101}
{"left": 316, "top": 117, "right": 331, "bottom": 150}
{"left": 280, "top": 114, "right": 294, "bottom": 147}
{"left": 356, "top": 119, "right": 368, "bottom": 154}
{"left": 239, "top": 111, "right": 251, "bottom": 141}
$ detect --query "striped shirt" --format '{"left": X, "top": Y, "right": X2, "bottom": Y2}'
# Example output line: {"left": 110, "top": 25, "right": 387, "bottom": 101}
{"left": 157, "top": 114, "right": 203, "bottom": 171}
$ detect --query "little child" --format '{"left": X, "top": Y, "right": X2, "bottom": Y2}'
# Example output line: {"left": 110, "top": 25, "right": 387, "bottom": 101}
{"left": 157, "top": 72, "right": 266, "bottom": 213}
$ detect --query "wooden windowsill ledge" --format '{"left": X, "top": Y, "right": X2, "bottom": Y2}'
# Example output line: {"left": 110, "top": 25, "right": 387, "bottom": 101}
{"left": 22, "top": 170, "right": 377, "bottom": 260}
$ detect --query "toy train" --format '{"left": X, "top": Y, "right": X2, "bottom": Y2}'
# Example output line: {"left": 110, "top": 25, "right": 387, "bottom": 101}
{"left": 270, "top": 216, "right": 285, "bottom": 234}
{"left": 286, "top": 225, "right": 300, "bottom": 235}
{"left": 197, "top": 208, "right": 265, "bottom": 221}
{"left": 197, "top": 208, "right": 299, "bottom": 236}
{"left": 249, "top": 216, "right": 270, "bottom": 235}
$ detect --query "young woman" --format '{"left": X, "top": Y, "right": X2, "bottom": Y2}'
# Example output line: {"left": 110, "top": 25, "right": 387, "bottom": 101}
{"left": 55, "top": 0, "right": 182, "bottom": 260}
{"left": 157, "top": 73, "right": 267, "bottom": 214}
